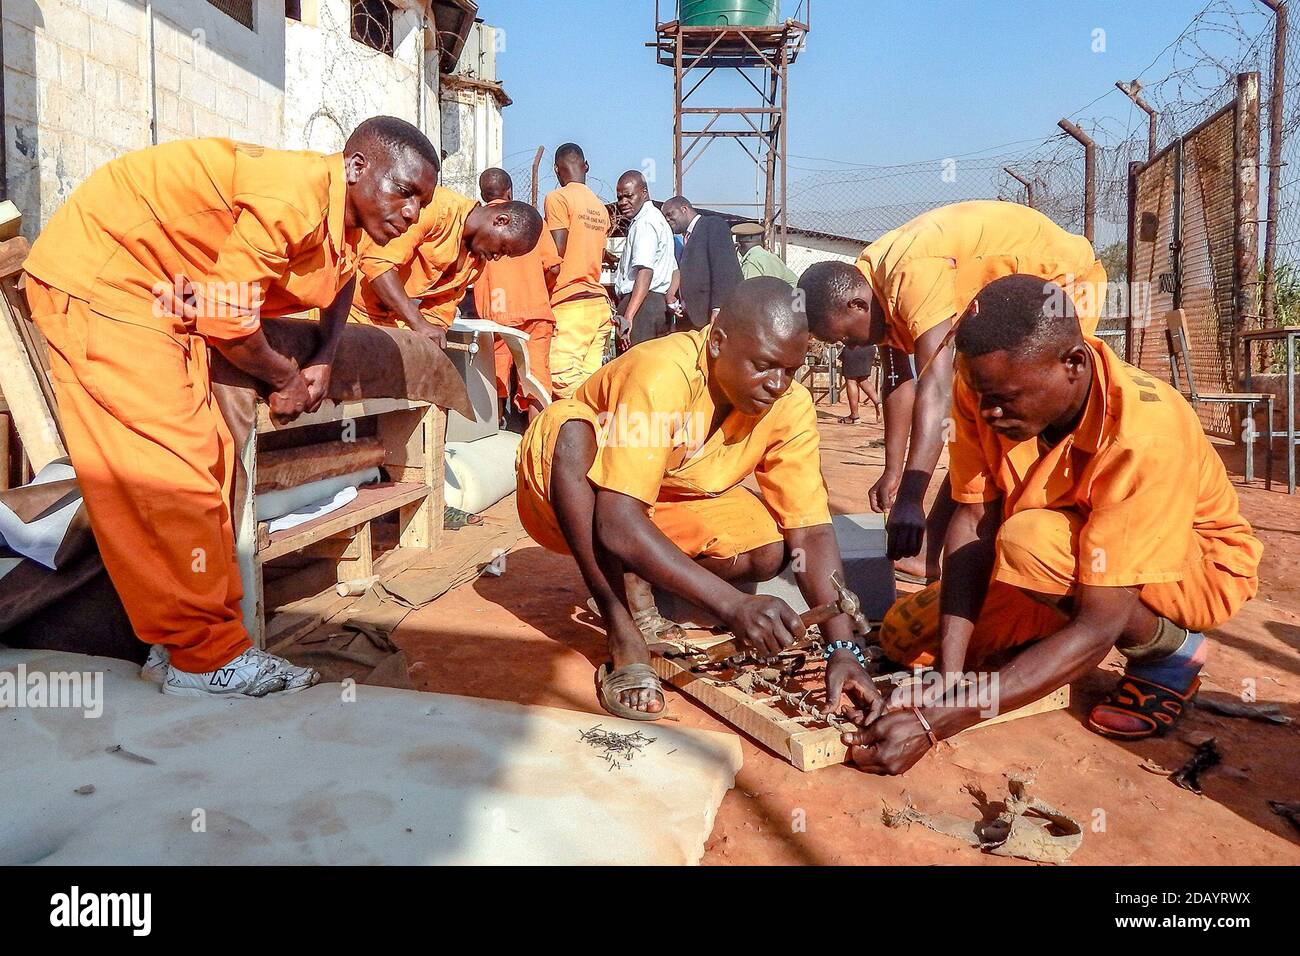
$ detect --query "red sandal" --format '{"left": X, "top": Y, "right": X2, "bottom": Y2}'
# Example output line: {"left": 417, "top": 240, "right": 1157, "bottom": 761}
{"left": 1087, "top": 673, "right": 1200, "bottom": 740}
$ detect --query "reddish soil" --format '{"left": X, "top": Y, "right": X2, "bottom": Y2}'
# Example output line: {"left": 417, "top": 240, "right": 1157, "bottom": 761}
{"left": 392, "top": 402, "right": 1300, "bottom": 865}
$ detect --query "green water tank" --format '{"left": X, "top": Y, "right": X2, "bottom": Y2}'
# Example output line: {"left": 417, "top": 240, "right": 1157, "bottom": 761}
{"left": 678, "top": 0, "right": 780, "bottom": 28}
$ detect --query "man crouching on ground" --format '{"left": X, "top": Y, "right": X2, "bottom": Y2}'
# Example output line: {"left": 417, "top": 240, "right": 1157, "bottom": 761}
{"left": 844, "top": 275, "right": 1262, "bottom": 774}
{"left": 515, "top": 276, "right": 883, "bottom": 721}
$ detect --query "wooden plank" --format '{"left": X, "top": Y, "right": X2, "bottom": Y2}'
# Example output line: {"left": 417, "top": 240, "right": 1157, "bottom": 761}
{"left": 256, "top": 396, "right": 431, "bottom": 431}
{"left": 650, "top": 647, "right": 821, "bottom": 767}
{"left": 397, "top": 406, "right": 445, "bottom": 550}
{"left": 255, "top": 436, "right": 386, "bottom": 492}
{"left": 336, "top": 521, "right": 373, "bottom": 584}
{"left": 958, "top": 685, "right": 1070, "bottom": 733}
{"left": 265, "top": 588, "right": 360, "bottom": 655}
{"left": 0, "top": 412, "right": 9, "bottom": 491}
{"left": 259, "top": 481, "right": 428, "bottom": 561}
{"left": 236, "top": 423, "right": 265, "bottom": 647}
{"left": 0, "top": 246, "right": 65, "bottom": 471}
{"left": 0, "top": 234, "right": 28, "bottom": 279}
{"left": 651, "top": 638, "right": 1072, "bottom": 772}
{"left": 262, "top": 544, "right": 429, "bottom": 654}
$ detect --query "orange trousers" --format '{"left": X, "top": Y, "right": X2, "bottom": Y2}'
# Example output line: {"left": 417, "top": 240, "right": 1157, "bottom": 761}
{"left": 26, "top": 278, "right": 249, "bottom": 672}
{"left": 516, "top": 400, "right": 785, "bottom": 560}
{"left": 494, "top": 318, "right": 555, "bottom": 410}
{"left": 880, "top": 507, "right": 1258, "bottom": 668}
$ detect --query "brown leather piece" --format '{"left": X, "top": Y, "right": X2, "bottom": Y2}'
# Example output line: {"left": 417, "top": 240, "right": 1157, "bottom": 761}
{"left": 209, "top": 318, "right": 471, "bottom": 528}
{"left": 210, "top": 317, "right": 472, "bottom": 421}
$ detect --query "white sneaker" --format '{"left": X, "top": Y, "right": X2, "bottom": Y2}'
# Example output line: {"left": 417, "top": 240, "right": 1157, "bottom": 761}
{"left": 161, "top": 647, "right": 320, "bottom": 699}
{"left": 141, "top": 645, "right": 169, "bottom": 684}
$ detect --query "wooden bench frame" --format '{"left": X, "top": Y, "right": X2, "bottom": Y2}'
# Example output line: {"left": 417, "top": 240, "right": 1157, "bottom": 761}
{"left": 0, "top": 231, "right": 445, "bottom": 650}
{"left": 238, "top": 397, "right": 446, "bottom": 648}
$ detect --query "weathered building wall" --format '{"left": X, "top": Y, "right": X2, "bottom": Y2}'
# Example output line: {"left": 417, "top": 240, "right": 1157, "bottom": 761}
{"left": 3, "top": 0, "right": 285, "bottom": 237}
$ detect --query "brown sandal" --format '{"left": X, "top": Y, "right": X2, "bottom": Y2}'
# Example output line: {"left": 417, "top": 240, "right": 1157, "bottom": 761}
{"left": 596, "top": 662, "right": 667, "bottom": 721}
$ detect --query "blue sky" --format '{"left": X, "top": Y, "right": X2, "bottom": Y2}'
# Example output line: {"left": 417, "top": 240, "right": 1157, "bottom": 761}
{"left": 484, "top": 0, "right": 1269, "bottom": 239}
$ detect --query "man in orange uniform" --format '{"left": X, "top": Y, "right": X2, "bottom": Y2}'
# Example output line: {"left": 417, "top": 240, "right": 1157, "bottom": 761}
{"left": 544, "top": 143, "right": 613, "bottom": 398}
{"left": 844, "top": 276, "right": 1261, "bottom": 774}
{"left": 349, "top": 185, "right": 542, "bottom": 345}
{"left": 474, "top": 167, "right": 561, "bottom": 420}
{"left": 24, "top": 117, "right": 442, "bottom": 698}
{"left": 516, "top": 277, "right": 882, "bottom": 722}
{"left": 798, "top": 200, "right": 1107, "bottom": 583}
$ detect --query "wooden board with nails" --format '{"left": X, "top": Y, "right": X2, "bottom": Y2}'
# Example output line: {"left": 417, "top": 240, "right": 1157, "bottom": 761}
{"left": 648, "top": 634, "right": 848, "bottom": 772}
{"left": 648, "top": 632, "right": 1071, "bottom": 772}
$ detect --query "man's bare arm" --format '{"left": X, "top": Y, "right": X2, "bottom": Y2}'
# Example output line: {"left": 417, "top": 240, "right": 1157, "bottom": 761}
{"left": 786, "top": 522, "right": 886, "bottom": 721}
{"left": 594, "top": 490, "right": 804, "bottom": 655}
{"left": 551, "top": 228, "right": 569, "bottom": 259}
{"left": 888, "top": 320, "right": 955, "bottom": 558}
{"left": 368, "top": 268, "right": 445, "bottom": 345}
{"left": 936, "top": 498, "right": 1002, "bottom": 683}
{"left": 215, "top": 330, "right": 310, "bottom": 424}
{"left": 927, "top": 583, "right": 1139, "bottom": 738}
{"left": 870, "top": 346, "right": 916, "bottom": 513}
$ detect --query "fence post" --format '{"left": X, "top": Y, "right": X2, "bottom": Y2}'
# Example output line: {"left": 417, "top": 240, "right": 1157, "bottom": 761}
{"left": 1235, "top": 72, "right": 1262, "bottom": 387}
{"left": 1116, "top": 80, "right": 1159, "bottom": 160}
{"left": 1127, "top": 160, "right": 1141, "bottom": 365}
{"left": 529, "top": 145, "right": 544, "bottom": 207}
{"left": 1260, "top": 0, "right": 1288, "bottom": 328}
{"left": 1059, "top": 119, "right": 1096, "bottom": 243}
{"left": 1003, "top": 167, "right": 1034, "bottom": 208}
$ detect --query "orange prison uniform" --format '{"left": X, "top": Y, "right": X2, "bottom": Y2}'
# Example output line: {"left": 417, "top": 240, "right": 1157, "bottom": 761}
{"left": 544, "top": 181, "right": 611, "bottom": 398}
{"left": 858, "top": 200, "right": 1108, "bottom": 356}
{"left": 351, "top": 186, "right": 482, "bottom": 327}
{"left": 474, "top": 212, "right": 562, "bottom": 407}
{"left": 880, "top": 337, "right": 1263, "bottom": 667}
{"left": 23, "top": 138, "right": 359, "bottom": 672}
{"left": 517, "top": 326, "right": 832, "bottom": 560}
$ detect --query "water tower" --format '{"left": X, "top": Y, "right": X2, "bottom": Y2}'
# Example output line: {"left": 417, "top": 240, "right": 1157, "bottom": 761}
{"left": 650, "top": 1, "right": 811, "bottom": 255}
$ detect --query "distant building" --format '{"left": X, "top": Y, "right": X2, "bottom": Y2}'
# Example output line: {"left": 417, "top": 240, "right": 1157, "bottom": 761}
{"left": 0, "top": 0, "right": 504, "bottom": 236}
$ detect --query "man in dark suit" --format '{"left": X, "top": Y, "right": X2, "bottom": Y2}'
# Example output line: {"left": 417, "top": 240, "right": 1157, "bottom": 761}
{"left": 662, "top": 197, "right": 743, "bottom": 329}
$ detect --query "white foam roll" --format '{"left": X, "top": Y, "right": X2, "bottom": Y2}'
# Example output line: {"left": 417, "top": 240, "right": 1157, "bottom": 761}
{"left": 443, "top": 432, "right": 523, "bottom": 514}
{"left": 255, "top": 467, "right": 382, "bottom": 523}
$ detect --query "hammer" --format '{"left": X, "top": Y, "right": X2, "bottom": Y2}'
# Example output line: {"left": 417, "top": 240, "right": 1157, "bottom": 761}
{"left": 700, "top": 571, "right": 866, "bottom": 663}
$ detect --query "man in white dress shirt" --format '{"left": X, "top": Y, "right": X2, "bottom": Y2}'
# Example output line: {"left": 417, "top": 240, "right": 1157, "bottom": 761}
{"left": 613, "top": 170, "right": 679, "bottom": 352}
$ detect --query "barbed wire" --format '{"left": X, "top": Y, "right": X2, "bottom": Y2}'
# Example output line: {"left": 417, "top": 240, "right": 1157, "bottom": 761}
{"left": 784, "top": 0, "right": 1300, "bottom": 264}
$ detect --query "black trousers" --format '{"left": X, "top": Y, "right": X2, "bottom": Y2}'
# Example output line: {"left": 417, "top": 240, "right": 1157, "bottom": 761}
{"left": 616, "top": 291, "right": 673, "bottom": 353}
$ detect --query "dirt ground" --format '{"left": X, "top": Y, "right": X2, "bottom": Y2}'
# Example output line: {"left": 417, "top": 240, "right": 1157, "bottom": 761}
{"left": 390, "top": 401, "right": 1300, "bottom": 866}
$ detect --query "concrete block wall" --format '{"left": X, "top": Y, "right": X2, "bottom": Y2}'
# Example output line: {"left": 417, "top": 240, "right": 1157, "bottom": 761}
{"left": 284, "top": 0, "right": 435, "bottom": 154}
{"left": 2, "top": 0, "right": 449, "bottom": 237}
{"left": 2, "top": 0, "right": 285, "bottom": 237}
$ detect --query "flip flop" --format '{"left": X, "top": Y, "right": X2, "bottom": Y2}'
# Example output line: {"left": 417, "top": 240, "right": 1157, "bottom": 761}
{"left": 585, "top": 598, "right": 686, "bottom": 642}
{"left": 895, "top": 570, "right": 935, "bottom": 586}
{"left": 1087, "top": 673, "right": 1200, "bottom": 740}
{"left": 596, "top": 662, "right": 667, "bottom": 721}
{"left": 838, "top": 415, "right": 861, "bottom": 424}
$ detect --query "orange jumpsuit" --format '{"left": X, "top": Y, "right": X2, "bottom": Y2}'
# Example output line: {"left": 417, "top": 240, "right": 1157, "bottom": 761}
{"left": 880, "top": 337, "right": 1263, "bottom": 667}
{"left": 350, "top": 186, "right": 482, "bottom": 328}
{"left": 517, "top": 326, "right": 831, "bottom": 560}
{"left": 23, "top": 138, "right": 360, "bottom": 672}
{"left": 473, "top": 205, "right": 562, "bottom": 408}
{"left": 543, "top": 181, "right": 612, "bottom": 398}
{"left": 858, "top": 200, "right": 1108, "bottom": 354}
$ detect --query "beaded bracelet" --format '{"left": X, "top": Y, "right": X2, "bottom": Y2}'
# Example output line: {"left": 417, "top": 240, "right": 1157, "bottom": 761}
{"left": 822, "top": 639, "right": 866, "bottom": 667}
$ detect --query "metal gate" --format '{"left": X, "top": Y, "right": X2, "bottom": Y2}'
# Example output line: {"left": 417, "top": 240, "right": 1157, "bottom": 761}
{"left": 1127, "top": 84, "right": 1259, "bottom": 437}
